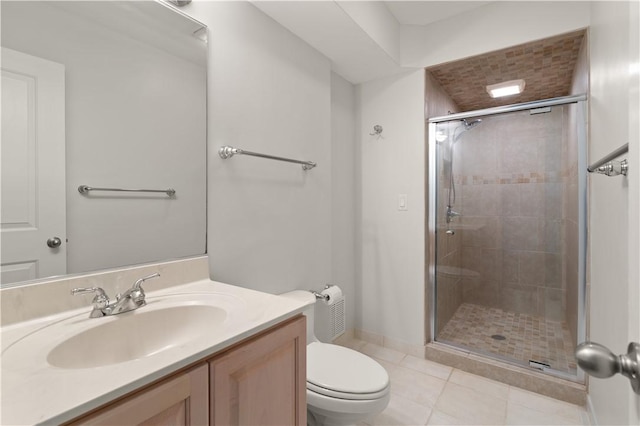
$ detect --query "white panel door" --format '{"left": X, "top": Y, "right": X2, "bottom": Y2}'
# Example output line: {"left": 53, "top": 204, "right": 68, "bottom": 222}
{"left": 588, "top": 2, "right": 640, "bottom": 424}
{"left": 1, "top": 48, "right": 66, "bottom": 286}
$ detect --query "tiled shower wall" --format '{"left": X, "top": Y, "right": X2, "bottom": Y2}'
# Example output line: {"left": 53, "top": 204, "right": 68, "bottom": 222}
{"left": 435, "top": 211, "right": 463, "bottom": 334}
{"left": 435, "top": 133, "right": 464, "bottom": 334}
{"left": 455, "top": 107, "right": 568, "bottom": 321}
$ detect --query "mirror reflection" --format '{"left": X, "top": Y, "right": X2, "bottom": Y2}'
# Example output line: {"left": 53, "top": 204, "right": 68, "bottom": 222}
{"left": 1, "top": 1, "right": 207, "bottom": 288}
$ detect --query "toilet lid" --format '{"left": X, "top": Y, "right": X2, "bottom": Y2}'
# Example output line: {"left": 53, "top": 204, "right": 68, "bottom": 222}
{"left": 307, "top": 342, "right": 389, "bottom": 397}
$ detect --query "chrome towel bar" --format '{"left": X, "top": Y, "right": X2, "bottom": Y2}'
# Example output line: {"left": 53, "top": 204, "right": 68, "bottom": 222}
{"left": 588, "top": 143, "right": 629, "bottom": 176}
{"left": 218, "top": 146, "right": 316, "bottom": 170}
{"left": 78, "top": 185, "right": 176, "bottom": 197}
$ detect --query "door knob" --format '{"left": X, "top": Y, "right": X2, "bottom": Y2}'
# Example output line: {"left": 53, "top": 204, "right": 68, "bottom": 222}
{"left": 575, "top": 341, "right": 640, "bottom": 395}
{"left": 46, "top": 237, "right": 62, "bottom": 248}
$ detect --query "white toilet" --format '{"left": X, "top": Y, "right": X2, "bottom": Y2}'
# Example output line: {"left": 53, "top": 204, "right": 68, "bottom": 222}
{"left": 281, "top": 291, "right": 390, "bottom": 426}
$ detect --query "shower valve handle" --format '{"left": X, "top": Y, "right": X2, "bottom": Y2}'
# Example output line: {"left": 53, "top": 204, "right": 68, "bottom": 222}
{"left": 445, "top": 206, "right": 461, "bottom": 224}
{"left": 575, "top": 341, "right": 640, "bottom": 395}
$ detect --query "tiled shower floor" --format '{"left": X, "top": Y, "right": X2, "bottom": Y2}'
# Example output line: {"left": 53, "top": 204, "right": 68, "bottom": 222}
{"left": 437, "top": 303, "right": 577, "bottom": 375}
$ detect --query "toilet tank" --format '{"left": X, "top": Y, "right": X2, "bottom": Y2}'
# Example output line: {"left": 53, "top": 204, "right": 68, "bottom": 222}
{"left": 280, "top": 290, "right": 318, "bottom": 344}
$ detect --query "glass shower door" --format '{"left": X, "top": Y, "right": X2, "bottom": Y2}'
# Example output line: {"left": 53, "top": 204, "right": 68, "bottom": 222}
{"left": 431, "top": 102, "right": 585, "bottom": 380}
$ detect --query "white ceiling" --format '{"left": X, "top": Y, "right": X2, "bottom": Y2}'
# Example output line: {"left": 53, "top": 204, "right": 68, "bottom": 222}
{"left": 253, "top": 1, "right": 511, "bottom": 84}
{"left": 384, "top": 1, "right": 494, "bottom": 26}
{"left": 253, "top": 1, "right": 404, "bottom": 84}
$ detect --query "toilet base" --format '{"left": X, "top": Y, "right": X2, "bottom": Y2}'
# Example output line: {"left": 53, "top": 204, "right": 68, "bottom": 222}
{"left": 306, "top": 388, "right": 390, "bottom": 426}
{"left": 307, "top": 409, "right": 319, "bottom": 426}
{"left": 308, "top": 410, "right": 372, "bottom": 426}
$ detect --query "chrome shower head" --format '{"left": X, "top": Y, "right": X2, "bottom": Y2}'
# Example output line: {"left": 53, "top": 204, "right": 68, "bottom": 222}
{"left": 452, "top": 118, "right": 482, "bottom": 143}
{"left": 463, "top": 118, "right": 482, "bottom": 130}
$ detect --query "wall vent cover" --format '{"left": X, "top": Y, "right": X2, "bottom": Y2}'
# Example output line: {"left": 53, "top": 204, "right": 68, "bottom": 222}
{"left": 330, "top": 299, "right": 346, "bottom": 340}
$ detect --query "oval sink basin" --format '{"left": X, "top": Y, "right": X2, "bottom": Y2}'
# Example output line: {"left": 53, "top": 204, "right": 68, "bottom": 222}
{"left": 2, "top": 292, "right": 248, "bottom": 371}
{"left": 47, "top": 304, "right": 226, "bottom": 369}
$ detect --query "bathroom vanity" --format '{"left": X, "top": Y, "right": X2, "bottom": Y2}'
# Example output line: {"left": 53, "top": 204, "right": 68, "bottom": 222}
{"left": 0, "top": 257, "right": 308, "bottom": 425}
{"left": 68, "top": 316, "right": 306, "bottom": 425}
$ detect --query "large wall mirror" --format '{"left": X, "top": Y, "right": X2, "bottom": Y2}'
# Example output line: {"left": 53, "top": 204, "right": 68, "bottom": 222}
{"left": 1, "top": 1, "right": 207, "bottom": 288}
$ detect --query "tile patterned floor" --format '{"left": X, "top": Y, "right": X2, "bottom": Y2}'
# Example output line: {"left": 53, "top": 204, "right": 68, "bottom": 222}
{"left": 437, "top": 303, "right": 577, "bottom": 374}
{"left": 336, "top": 339, "right": 589, "bottom": 426}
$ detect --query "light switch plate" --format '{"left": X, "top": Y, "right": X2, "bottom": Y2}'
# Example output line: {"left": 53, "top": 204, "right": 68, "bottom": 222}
{"left": 398, "top": 194, "right": 408, "bottom": 211}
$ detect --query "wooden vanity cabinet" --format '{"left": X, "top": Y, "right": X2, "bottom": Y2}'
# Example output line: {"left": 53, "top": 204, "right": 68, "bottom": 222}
{"left": 68, "top": 364, "right": 209, "bottom": 426}
{"left": 209, "top": 315, "right": 307, "bottom": 425}
{"left": 66, "top": 315, "right": 306, "bottom": 426}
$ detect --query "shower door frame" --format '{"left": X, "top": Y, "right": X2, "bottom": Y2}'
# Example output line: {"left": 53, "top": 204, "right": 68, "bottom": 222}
{"left": 427, "top": 94, "right": 588, "bottom": 382}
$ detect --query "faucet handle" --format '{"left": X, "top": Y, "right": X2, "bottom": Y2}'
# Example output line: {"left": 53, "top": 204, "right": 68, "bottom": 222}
{"left": 132, "top": 273, "right": 161, "bottom": 290}
{"left": 129, "top": 273, "right": 160, "bottom": 305}
{"left": 71, "top": 286, "right": 107, "bottom": 297}
{"left": 71, "top": 287, "right": 110, "bottom": 309}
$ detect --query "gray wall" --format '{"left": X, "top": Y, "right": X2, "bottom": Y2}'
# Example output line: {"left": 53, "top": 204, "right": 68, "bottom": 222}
{"left": 356, "top": 70, "right": 426, "bottom": 346}
{"left": 187, "top": 2, "right": 357, "bottom": 333}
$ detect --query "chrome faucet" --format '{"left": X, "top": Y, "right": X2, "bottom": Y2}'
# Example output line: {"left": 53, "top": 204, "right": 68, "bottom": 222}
{"left": 71, "top": 273, "right": 160, "bottom": 318}
{"left": 445, "top": 205, "right": 462, "bottom": 236}
{"left": 446, "top": 205, "right": 461, "bottom": 223}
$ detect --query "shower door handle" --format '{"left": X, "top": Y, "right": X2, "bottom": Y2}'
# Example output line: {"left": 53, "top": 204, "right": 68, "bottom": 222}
{"left": 575, "top": 341, "right": 640, "bottom": 395}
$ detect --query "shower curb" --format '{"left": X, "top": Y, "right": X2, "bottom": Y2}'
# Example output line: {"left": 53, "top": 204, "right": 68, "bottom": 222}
{"left": 424, "top": 341, "right": 587, "bottom": 406}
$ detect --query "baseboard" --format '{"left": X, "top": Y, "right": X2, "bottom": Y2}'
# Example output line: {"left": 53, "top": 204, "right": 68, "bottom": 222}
{"left": 585, "top": 394, "right": 598, "bottom": 425}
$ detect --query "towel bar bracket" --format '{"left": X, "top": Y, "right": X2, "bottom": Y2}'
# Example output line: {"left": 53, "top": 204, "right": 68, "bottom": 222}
{"left": 591, "top": 159, "right": 628, "bottom": 177}
{"left": 588, "top": 143, "right": 629, "bottom": 177}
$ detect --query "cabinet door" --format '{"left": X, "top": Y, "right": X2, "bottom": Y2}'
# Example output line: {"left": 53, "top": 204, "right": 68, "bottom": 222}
{"left": 68, "top": 364, "right": 208, "bottom": 426}
{"left": 210, "top": 316, "right": 306, "bottom": 426}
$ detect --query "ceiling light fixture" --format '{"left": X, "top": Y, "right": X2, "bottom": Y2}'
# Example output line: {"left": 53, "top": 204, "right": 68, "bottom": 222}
{"left": 486, "top": 79, "right": 525, "bottom": 98}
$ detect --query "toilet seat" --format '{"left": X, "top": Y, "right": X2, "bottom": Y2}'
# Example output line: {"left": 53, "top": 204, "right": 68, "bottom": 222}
{"left": 307, "top": 382, "right": 390, "bottom": 400}
{"left": 307, "top": 342, "right": 390, "bottom": 401}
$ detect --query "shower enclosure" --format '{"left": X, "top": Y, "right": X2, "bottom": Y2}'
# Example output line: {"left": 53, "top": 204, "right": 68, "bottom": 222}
{"left": 428, "top": 95, "right": 587, "bottom": 381}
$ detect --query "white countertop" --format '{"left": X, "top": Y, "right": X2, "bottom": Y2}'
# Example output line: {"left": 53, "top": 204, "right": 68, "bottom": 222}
{"left": 1, "top": 280, "right": 307, "bottom": 425}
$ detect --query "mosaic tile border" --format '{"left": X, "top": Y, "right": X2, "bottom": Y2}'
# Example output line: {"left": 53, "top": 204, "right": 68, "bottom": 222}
{"left": 450, "top": 172, "right": 563, "bottom": 185}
